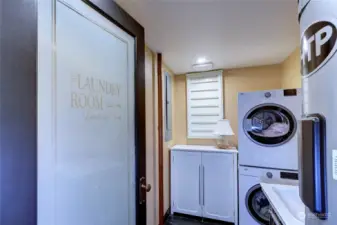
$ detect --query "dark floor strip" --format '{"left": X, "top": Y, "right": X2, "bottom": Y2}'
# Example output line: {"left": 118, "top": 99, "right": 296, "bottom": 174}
{"left": 165, "top": 214, "right": 234, "bottom": 225}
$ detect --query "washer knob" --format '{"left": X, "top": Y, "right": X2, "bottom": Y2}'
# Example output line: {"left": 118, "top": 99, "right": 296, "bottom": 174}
{"left": 265, "top": 92, "right": 271, "bottom": 98}
{"left": 266, "top": 172, "right": 273, "bottom": 179}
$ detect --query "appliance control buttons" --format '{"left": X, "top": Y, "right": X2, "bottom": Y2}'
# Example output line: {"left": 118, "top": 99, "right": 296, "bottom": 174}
{"left": 265, "top": 92, "right": 271, "bottom": 98}
{"left": 266, "top": 172, "right": 273, "bottom": 179}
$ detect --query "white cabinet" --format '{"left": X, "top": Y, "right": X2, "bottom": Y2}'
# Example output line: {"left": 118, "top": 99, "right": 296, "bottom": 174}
{"left": 202, "top": 152, "right": 234, "bottom": 222}
{"left": 171, "top": 145, "right": 238, "bottom": 224}
{"left": 171, "top": 151, "right": 203, "bottom": 216}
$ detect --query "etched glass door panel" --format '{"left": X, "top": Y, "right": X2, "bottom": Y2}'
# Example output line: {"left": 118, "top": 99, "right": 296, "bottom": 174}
{"left": 38, "top": 1, "right": 135, "bottom": 224}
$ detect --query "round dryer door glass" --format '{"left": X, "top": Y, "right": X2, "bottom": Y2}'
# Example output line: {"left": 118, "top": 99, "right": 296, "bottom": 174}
{"left": 246, "top": 185, "right": 270, "bottom": 224}
{"left": 243, "top": 104, "right": 297, "bottom": 146}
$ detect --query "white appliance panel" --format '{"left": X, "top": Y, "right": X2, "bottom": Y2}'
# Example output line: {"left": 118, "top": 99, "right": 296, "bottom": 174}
{"left": 238, "top": 89, "right": 302, "bottom": 170}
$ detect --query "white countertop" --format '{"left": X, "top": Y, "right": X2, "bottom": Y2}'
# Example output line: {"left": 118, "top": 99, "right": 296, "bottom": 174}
{"left": 170, "top": 144, "right": 238, "bottom": 153}
{"left": 261, "top": 183, "right": 305, "bottom": 225}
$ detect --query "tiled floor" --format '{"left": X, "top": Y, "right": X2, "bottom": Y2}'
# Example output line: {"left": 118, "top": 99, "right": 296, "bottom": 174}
{"left": 165, "top": 215, "right": 233, "bottom": 225}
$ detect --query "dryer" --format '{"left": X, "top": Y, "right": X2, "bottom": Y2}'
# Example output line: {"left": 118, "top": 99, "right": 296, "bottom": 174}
{"left": 238, "top": 89, "right": 302, "bottom": 170}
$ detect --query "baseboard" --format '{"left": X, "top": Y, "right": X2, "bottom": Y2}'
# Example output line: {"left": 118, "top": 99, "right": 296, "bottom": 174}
{"left": 163, "top": 207, "right": 171, "bottom": 222}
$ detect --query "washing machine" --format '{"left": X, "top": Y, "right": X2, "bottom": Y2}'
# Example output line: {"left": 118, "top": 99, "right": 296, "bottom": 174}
{"left": 239, "top": 166, "right": 298, "bottom": 225}
{"left": 238, "top": 89, "right": 302, "bottom": 170}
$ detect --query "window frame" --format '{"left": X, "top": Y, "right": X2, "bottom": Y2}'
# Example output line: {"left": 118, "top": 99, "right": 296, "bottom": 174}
{"left": 164, "top": 71, "right": 173, "bottom": 141}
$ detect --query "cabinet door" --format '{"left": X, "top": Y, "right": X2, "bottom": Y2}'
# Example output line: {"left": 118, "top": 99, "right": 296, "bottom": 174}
{"left": 171, "top": 151, "right": 202, "bottom": 216}
{"left": 202, "top": 152, "right": 234, "bottom": 222}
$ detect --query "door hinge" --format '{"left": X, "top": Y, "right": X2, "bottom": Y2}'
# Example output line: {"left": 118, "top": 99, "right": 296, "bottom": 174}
{"left": 173, "top": 201, "right": 175, "bottom": 206}
{"left": 172, "top": 156, "right": 174, "bottom": 163}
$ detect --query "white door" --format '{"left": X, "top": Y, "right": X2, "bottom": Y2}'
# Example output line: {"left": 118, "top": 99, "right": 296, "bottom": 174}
{"left": 202, "top": 152, "right": 234, "bottom": 222}
{"left": 171, "top": 151, "right": 202, "bottom": 216}
{"left": 38, "top": 0, "right": 139, "bottom": 224}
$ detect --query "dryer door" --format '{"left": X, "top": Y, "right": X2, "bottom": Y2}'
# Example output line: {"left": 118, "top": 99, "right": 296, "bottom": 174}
{"left": 246, "top": 184, "right": 270, "bottom": 225}
{"left": 243, "top": 103, "right": 297, "bottom": 147}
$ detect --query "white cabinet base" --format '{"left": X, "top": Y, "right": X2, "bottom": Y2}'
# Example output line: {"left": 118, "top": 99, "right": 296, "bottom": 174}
{"left": 170, "top": 145, "right": 238, "bottom": 225}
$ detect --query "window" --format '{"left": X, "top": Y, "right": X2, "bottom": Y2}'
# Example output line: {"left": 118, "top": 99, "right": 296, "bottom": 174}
{"left": 187, "top": 70, "right": 223, "bottom": 138}
{"left": 165, "top": 71, "right": 172, "bottom": 141}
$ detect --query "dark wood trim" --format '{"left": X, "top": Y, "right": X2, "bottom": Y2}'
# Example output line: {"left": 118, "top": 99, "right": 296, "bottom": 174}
{"left": 85, "top": 0, "right": 144, "bottom": 37}
{"left": 157, "top": 53, "right": 165, "bottom": 225}
{"left": 83, "top": 1, "right": 146, "bottom": 224}
{"left": 0, "top": 0, "right": 38, "bottom": 225}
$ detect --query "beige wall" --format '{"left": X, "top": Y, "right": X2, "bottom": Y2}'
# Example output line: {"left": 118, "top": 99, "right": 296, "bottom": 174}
{"left": 145, "top": 46, "right": 158, "bottom": 225}
{"left": 145, "top": 47, "right": 177, "bottom": 221}
{"left": 173, "top": 65, "right": 283, "bottom": 147}
{"left": 281, "top": 48, "right": 301, "bottom": 89}
{"left": 162, "top": 64, "right": 175, "bottom": 215}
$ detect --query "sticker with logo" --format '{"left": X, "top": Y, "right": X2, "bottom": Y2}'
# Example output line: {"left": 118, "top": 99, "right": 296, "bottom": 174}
{"left": 301, "top": 21, "right": 337, "bottom": 77}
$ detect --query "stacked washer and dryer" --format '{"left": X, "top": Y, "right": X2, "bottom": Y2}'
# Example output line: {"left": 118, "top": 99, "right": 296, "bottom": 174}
{"left": 238, "top": 89, "right": 302, "bottom": 225}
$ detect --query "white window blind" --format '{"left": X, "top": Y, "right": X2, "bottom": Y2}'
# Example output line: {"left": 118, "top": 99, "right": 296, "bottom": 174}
{"left": 187, "top": 70, "right": 223, "bottom": 139}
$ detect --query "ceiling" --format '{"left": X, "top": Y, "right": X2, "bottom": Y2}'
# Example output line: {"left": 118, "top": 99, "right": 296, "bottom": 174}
{"left": 116, "top": 0, "right": 300, "bottom": 74}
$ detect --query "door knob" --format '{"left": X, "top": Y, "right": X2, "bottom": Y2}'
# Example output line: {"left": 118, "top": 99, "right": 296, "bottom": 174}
{"left": 139, "top": 177, "right": 151, "bottom": 204}
{"left": 141, "top": 183, "right": 152, "bottom": 192}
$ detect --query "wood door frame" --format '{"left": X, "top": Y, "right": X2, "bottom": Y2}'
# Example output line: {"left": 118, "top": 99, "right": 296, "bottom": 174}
{"left": 0, "top": 0, "right": 146, "bottom": 224}
{"left": 157, "top": 53, "right": 164, "bottom": 225}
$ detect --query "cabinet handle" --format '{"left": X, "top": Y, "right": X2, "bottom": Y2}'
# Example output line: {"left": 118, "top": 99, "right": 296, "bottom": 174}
{"left": 199, "top": 165, "right": 202, "bottom": 206}
{"left": 202, "top": 165, "right": 205, "bottom": 206}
